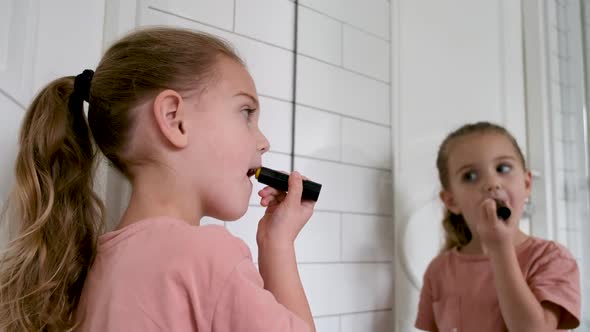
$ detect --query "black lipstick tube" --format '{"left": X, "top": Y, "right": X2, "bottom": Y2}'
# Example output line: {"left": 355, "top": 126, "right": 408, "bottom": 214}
{"left": 495, "top": 199, "right": 511, "bottom": 221}
{"left": 255, "top": 167, "right": 322, "bottom": 202}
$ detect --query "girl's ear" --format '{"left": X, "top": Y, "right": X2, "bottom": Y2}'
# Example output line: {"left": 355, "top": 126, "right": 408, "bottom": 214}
{"left": 440, "top": 190, "right": 461, "bottom": 215}
{"left": 152, "top": 89, "right": 188, "bottom": 149}
{"left": 524, "top": 169, "right": 533, "bottom": 196}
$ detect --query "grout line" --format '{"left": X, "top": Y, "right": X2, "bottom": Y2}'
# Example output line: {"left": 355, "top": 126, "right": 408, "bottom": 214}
{"left": 298, "top": 52, "right": 391, "bottom": 85}
{"left": 296, "top": 102, "right": 391, "bottom": 128}
{"left": 313, "top": 308, "right": 393, "bottom": 319}
{"left": 297, "top": 2, "right": 390, "bottom": 42}
{"left": 232, "top": 0, "right": 237, "bottom": 31}
{"left": 149, "top": 6, "right": 391, "bottom": 84}
{"left": 270, "top": 150, "right": 392, "bottom": 172}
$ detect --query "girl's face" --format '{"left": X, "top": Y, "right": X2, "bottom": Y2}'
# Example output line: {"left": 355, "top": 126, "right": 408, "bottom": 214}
{"left": 440, "top": 132, "right": 532, "bottom": 232}
{"left": 181, "top": 57, "right": 269, "bottom": 221}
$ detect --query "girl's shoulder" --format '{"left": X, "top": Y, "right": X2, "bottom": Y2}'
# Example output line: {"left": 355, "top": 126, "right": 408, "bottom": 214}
{"left": 422, "top": 249, "right": 455, "bottom": 277}
{"left": 98, "top": 216, "right": 252, "bottom": 267}
{"left": 519, "top": 236, "right": 577, "bottom": 265}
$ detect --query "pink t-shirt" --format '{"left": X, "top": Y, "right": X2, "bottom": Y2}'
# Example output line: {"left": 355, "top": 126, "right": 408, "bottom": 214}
{"left": 415, "top": 236, "right": 580, "bottom": 332}
{"left": 76, "top": 216, "right": 309, "bottom": 332}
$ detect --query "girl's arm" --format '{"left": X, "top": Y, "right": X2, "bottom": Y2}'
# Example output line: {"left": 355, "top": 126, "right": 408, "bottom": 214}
{"left": 479, "top": 200, "right": 560, "bottom": 331}
{"left": 257, "top": 172, "right": 316, "bottom": 332}
{"left": 258, "top": 242, "right": 315, "bottom": 332}
{"left": 488, "top": 244, "right": 561, "bottom": 332}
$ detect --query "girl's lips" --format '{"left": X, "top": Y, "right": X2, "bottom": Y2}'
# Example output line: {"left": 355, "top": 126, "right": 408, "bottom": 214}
{"left": 494, "top": 198, "right": 512, "bottom": 221}
{"left": 247, "top": 168, "right": 256, "bottom": 177}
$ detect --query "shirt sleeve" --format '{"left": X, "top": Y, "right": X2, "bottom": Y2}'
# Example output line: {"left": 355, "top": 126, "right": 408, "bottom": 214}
{"left": 211, "top": 258, "right": 310, "bottom": 332}
{"left": 528, "top": 242, "right": 581, "bottom": 329}
{"left": 415, "top": 265, "right": 437, "bottom": 332}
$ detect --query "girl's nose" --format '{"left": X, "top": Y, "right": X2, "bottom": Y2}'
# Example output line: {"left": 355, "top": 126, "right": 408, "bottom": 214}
{"left": 257, "top": 130, "right": 270, "bottom": 154}
{"left": 485, "top": 183, "right": 501, "bottom": 192}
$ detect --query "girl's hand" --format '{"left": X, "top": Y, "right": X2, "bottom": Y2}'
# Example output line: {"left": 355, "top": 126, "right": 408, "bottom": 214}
{"left": 476, "top": 198, "right": 517, "bottom": 254}
{"left": 256, "top": 171, "right": 316, "bottom": 249}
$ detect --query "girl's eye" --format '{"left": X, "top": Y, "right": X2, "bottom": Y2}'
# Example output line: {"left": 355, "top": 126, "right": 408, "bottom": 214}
{"left": 497, "top": 163, "right": 512, "bottom": 174}
{"left": 462, "top": 171, "right": 477, "bottom": 182}
{"left": 241, "top": 108, "right": 256, "bottom": 119}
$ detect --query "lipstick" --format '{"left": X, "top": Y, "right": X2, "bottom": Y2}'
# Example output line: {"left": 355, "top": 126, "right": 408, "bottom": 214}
{"left": 255, "top": 167, "right": 322, "bottom": 202}
{"left": 495, "top": 199, "right": 511, "bottom": 221}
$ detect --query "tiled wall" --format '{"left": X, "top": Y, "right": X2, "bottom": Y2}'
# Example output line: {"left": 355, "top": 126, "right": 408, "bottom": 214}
{"left": 138, "top": 0, "right": 394, "bottom": 331}
{"left": 546, "top": 0, "right": 587, "bottom": 266}
{"left": 545, "top": 0, "right": 590, "bottom": 328}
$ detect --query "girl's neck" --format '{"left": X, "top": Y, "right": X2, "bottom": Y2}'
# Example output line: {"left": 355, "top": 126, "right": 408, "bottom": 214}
{"left": 117, "top": 169, "right": 203, "bottom": 230}
{"left": 459, "top": 230, "right": 529, "bottom": 255}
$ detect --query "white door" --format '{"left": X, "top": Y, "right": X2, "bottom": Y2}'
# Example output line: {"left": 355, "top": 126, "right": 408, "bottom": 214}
{"left": 0, "top": 0, "right": 105, "bottom": 246}
{"left": 390, "top": 1, "right": 527, "bottom": 330}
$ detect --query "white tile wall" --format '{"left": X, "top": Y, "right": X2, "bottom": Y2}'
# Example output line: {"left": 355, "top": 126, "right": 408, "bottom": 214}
{"left": 342, "top": 25, "right": 390, "bottom": 82}
{"left": 226, "top": 208, "right": 341, "bottom": 264}
{"left": 0, "top": 105, "right": 19, "bottom": 248}
{"left": 296, "top": 55, "right": 390, "bottom": 125}
{"left": 200, "top": 216, "right": 225, "bottom": 226}
{"left": 295, "top": 211, "right": 341, "bottom": 262}
{"left": 142, "top": 7, "right": 294, "bottom": 101}
{"left": 146, "top": 0, "right": 234, "bottom": 30}
{"left": 295, "top": 105, "right": 341, "bottom": 161}
{"left": 258, "top": 96, "right": 293, "bottom": 154}
{"left": 235, "top": 0, "right": 295, "bottom": 50}
{"left": 295, "top": 157, "right": 392, "bottom": 215}
{"left": 36, "top": 0, "right": 105, "bottom": 91}
{"left": 341, "top": 118, "right": 391, "bottom": 169}
{"left": 340, "top": 310, "right": 393, "bottom": 332}
{"left": 299, "top": 263, "right": 394, "bottom": 316}
{"left": 314, "top": 316, "right": 341, "bottom": 332}
{"left": 225, "top": 206, "right": 264, "bottom": 261}
{"left": 342, "top": 214, "right": 393, "bottom": 262}
{"left": 546, "top": 2, "right": 590, "bottom": 328}
{"left": 0, "top": 95, "right": 24, "bottom": 221}
{"left": 298, "top": 5, "right": 342, "bottom": 65}
{"left": 556, "top": 199, "right": 568, "bottom": 230}
{"left": 298, "top": 0, "right": 390, "bottom": 40}
{"left": 295, "top": 0, "right": 394, "bottom": 326}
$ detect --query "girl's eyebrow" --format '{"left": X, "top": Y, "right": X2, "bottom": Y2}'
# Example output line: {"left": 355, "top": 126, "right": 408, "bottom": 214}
{"left": 233, "top": 91, "right": 259, "bottom": 108}
{"left": 455, "top": 155, "right": 518, "bottom": 175}
{"left": 494, "top": 155, "right": 517, "bottom": 162}
{"left": 455, "top": 163, "right": 475, "bottom": 176}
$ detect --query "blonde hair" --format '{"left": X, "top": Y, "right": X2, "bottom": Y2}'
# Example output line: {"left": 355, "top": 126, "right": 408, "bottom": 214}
{"left": 436, "top": 122, "right": 526, "bottom": 251}
{"left": 0, "top": 27, "right": 242, "bottom": 331}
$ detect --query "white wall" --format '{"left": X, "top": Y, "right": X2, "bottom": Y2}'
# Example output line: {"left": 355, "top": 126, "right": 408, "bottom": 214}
{"left": 293, "top": 1, "right": 394, "bottom": 330}
{"left": 0, "top": 0, "right": 105, "bottom": 245}
{"left": 529, "top": 0, "right": 590, "bottom": 328}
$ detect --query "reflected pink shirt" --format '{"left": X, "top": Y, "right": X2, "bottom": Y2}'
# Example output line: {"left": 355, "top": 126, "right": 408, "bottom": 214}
{"left": 415, "top": 237, "right": 580, "bottom": 332}
{"left": 76, "top": 216, "right": 309, "bottom": 332}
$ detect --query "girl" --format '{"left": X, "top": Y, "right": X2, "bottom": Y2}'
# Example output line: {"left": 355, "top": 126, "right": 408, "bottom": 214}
{"left": 0, "top": 27, "right": 316, "bottom": 332}
{"left": 415, "top": 122, "right": 581, "bottom": 332}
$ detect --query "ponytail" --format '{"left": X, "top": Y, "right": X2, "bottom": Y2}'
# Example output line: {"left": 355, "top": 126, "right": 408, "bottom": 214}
{"left": 0, "top": 74, "right": 104, "bottom": 331}
{"left": 441, "top": 210, "right": 472, "bottom": 252}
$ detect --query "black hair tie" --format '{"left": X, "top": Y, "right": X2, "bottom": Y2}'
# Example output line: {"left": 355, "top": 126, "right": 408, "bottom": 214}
{"left": 72, "top": 69, "right": 94, "bottom": 103}
{"left": 68, "top": 69, "right": 94, "bottom": 134}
